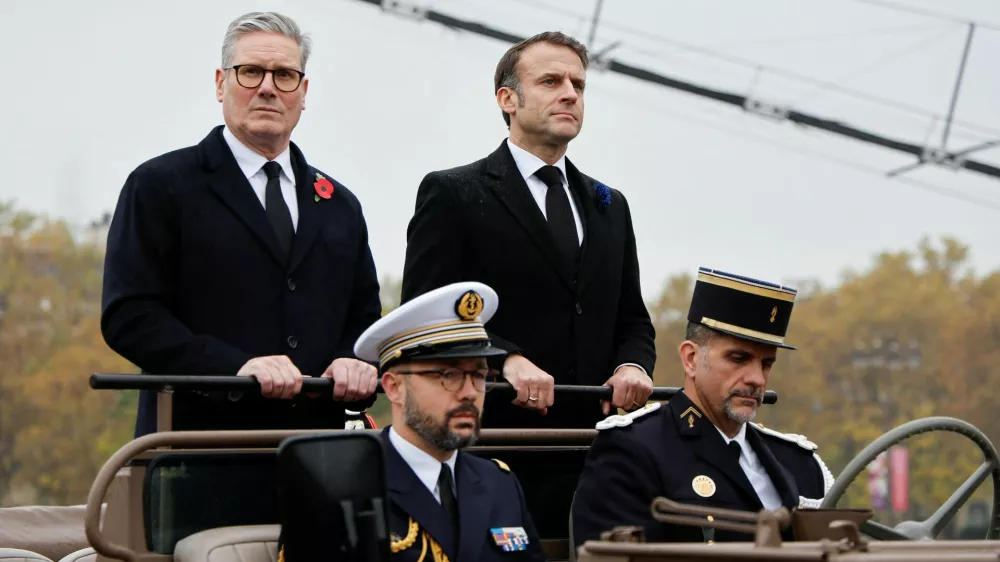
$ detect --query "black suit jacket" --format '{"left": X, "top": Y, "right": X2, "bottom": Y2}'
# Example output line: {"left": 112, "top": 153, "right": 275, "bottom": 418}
{"left": 401, "top": 140, "right": 655, "bottom": 428}
{"left": 101, "top": 126, "right": 381, "bottom": 436}
{"left": 382, "top": 428, "right": 544, "bottom": 562}
{"left": 571, "top": 392, "right": 828, "bottom": 544}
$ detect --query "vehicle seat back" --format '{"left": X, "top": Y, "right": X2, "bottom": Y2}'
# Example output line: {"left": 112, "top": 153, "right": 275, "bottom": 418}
{"left": 55, "top": 548, "right": 94, "bottom": 562}
{"left": 173, "top": 525, "right": 279, "bottom": 562}
{"left": 0, "top": 548, "right": 53, "bottom": 562}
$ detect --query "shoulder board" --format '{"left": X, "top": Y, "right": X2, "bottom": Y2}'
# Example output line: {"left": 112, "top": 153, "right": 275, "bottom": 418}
{"left": 595, "top": 402, "right": 662, "bottom": 430}
{"left": 492, "top": 458, "right": 510, "bottom": 473}
{"left": 751, "top": 423, "right": 817, "bottom": 451}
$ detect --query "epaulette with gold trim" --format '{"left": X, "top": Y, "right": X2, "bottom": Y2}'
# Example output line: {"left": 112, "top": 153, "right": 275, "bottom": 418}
{"left": 492, "top": 458, "right": 510, "bottom": 473}
{"left": 595, "top": 402, "right": 661, "bottom": 430}
{"left": 751, "top": 422, "right": 817, "bottom": 451}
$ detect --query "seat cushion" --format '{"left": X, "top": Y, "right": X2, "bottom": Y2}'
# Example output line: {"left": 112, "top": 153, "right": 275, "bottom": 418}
{"left": 0, "top": 548, "right": 53, "bottom": 561}
{"left": 55, "top": 548, "right": 95, "bottom": 562}
{"left": 174, "top": 525, "right": 279, "bottom": 562}
{"left": 0, "top": 505, "right": 93, "bottom": 561}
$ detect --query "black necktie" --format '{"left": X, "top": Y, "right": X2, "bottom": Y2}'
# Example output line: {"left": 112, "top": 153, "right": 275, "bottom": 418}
{"left": 534, "top": 165, "right": 579, "bottom": 270}
{"left": 729, "top": 440, "right": 743, "bottom": 463}
{"left": 438, "top": 463, "right": 459, "bottom": 534}
{"left": 262, "top": 161, "right": 294, "bottom": 257}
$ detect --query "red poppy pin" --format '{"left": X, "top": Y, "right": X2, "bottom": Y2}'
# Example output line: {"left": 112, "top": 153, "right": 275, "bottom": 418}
{"left": 313, "top": 172, "right": 334, "bottom": 202}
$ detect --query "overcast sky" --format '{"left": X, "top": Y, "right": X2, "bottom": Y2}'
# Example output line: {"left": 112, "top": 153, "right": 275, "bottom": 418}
{"left": 3, "top": 0, "right": 998, "bottom": 298}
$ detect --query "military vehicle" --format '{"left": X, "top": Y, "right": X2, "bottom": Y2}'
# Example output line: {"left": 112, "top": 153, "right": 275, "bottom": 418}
{"left": 0, "top": 375, "right": 997, "bottom": 562}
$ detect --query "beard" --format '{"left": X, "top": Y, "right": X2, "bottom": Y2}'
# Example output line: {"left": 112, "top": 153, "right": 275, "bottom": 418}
{"left": 404, "top": 394, "right": 481, "bottom": 451}
{"left": 723, "top": 387, "right": 764, "bottom": 424}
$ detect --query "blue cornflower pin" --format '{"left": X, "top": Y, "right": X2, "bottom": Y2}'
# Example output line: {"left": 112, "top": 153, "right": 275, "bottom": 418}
{"left": 594, "top": 182, "right": 612, "bottom": 210}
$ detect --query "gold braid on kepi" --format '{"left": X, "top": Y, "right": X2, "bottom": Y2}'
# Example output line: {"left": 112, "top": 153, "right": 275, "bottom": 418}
{"left": 688, "top": 267, "right": 799, "bottom": 350}
{"left": 353, "top": 282, "right": 507, "bottom": 372}
{"left": 277, "top": 546, "right": 284, "bottom": 562}
{"left": 391, "top": 517, "right": 420, "bottom": 553}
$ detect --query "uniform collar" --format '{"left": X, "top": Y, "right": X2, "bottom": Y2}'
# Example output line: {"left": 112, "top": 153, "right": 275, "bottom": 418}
{"left": 715, "top": 422, "right": 748, "bottom": 449}
{"left": 388, "top": 426, "right": 458, "bottom": 498}
{"left": 506, "top": 138, "right": 567, "bottom": 185}
{"left": 222, "top": 125, "right": 294, "bottom": 184}
{"left": 669, "top": 391, "right": 710, "bottom": 436}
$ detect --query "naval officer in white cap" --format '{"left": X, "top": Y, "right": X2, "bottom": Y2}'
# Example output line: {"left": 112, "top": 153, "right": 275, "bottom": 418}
{"left": 354, "top": 281, "right": 544, "bottom": 562}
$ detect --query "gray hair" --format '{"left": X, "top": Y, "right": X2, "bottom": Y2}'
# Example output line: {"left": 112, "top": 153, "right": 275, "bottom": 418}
{"left": 221, "top": 12, "right": 312, "bottom": 71}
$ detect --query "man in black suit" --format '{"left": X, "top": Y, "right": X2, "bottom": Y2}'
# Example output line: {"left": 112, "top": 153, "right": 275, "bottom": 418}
{"left": 571, "top": 268, "right": 834, "bottom": 545}
{"left": 401, "top": 31, "right": 655, "bottom": 430}
{"left": 101, "top": 11, "right": 381, "bottom": 437}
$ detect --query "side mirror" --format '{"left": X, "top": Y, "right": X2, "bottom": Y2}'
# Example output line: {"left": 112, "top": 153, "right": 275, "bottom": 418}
{"left": 276, "top": 432, "right": 391, "bottom": 561}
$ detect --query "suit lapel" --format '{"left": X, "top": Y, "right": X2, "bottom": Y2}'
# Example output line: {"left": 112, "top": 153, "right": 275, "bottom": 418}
{"left": 456, "top": 453, "right": 489, "bottom": 561}
{"left": 747, "top": 427, "right": 800, "bottom": 510}
{"left": 669, "top": 394, "right": 763, "bottom": 510}
{"left": 199, "top": 126, "right": 286, "bottom": 268}
{"left": 286, "top": 144, "right": 322, "bottom": 273}
{"left": 381, "top": 429, "right": 457, "bottom": 560}
{"left": 485, "top": 141, "right": 574, "bottom": 291}
{"left": 566, "top": 159, "right": 608, "bottom": 295}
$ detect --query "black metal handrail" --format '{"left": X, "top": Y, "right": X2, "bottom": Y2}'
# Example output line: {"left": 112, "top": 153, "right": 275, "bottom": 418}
{"left": 89, "top": 374, "right": 778, "bottom": 404}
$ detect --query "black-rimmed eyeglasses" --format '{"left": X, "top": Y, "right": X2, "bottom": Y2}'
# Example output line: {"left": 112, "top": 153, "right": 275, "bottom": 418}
{"left": 224, "top": 64, "right": 305, "bottom": 93}
{"left": 394, "top": 368, "right": 499, "bottom": 393}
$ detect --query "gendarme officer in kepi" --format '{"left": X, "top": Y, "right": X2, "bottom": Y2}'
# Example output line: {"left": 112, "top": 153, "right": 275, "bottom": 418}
{"left": 572, "top": 267, "right": 834, "bottom": 545}
{"left": 348, "top": 282, "right": 545, "bottom": 561}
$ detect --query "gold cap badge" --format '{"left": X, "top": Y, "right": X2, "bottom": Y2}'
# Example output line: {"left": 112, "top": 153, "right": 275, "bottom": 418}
{"left": 692, "top": 475, "right": 717, "bottom": 498}
{"left": 455, "top": 290, "right": 484, "bottom": 321}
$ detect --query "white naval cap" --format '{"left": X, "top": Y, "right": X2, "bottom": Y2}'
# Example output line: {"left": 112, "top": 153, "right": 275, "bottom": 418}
{"left": 354, "top": 282, "right": 505, "bottom": 371}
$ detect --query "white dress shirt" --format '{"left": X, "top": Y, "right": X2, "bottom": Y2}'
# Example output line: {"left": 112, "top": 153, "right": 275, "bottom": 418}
{"left": 222, "top": 126, "right": 299, "bottom": 231}
{"left": 506, "top": 139, "right": 584, "bottom": 244}
{"left": 506, "top": 139, "right": 646, "bottom": 379}
{"left": 716, "top": 424, "right": 782, "bottom": 510}
{"left": 389, "top": 426, "right": 458, "bottom": 504}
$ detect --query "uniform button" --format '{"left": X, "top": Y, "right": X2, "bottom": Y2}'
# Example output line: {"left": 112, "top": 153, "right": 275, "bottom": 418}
{"left": 287, "top": 336, "right": 298, "bottom": 349}
{"left": 287, "top": 278, "right": 296, "bottom": 291}
{"left": 575, "top": 302, "right": 583, "bottom": 315}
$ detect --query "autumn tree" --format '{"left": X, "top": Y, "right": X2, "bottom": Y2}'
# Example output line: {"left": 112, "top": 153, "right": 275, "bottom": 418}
{"left": 647, "top": 237, "right": 999, "bottom": 527}
{"left": 0, "top": 202, "right": 135, "bottom": 505}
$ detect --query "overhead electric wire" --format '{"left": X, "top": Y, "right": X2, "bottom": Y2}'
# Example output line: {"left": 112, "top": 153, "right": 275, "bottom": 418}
{"left": 486, "top": 0, "right": 1000, "bottom": 139}
{"left": 786, "top": 25, "right": 959, "bottom": 107}
{"left": 594, "top": 19, "right": 1000, "bottom": 139}
{"left": 585, "top": 83, "right": 1000, "bottom": 213}
{"left": 504, "top": 0, "right": 954, "bottom": 49}
{"left": 356, "top": 0, "right": 1000, "bottom": 182}
{"left": 845, "top": 0, "right": 1000, "bottom": 32}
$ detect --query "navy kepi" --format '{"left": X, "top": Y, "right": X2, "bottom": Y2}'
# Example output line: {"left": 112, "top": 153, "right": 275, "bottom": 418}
{"left": 354, "top": 282, "right": 506, "bottom": 370}
{"left": 688, "top": 267, "right": 798, "bottom": 349}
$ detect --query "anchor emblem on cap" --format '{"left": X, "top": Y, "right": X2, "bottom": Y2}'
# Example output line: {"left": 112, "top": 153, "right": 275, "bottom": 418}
{"left": 455, "top": 291, "right": 484, "bottom": 321}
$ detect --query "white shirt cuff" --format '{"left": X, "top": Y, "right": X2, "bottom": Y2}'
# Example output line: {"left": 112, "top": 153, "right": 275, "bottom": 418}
{"left": 614, "top": 363, "right": 648, "bottom": 377}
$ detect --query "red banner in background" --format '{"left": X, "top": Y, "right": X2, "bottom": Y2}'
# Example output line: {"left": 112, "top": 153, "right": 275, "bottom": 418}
{"left": 889, "top": 446, "right": 909, "bottom": 513}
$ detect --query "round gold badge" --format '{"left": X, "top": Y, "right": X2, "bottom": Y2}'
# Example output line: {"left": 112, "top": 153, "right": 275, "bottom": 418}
{"left": 692, "top": 475, "right": 716, "bottom": 498}
{"left": 455, "top": 291, "right": 484, "bottom": 321}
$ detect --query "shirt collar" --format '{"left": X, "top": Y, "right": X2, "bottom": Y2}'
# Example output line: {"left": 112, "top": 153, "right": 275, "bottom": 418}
{"left": 715, "top": 422, "right": 748, "bottom": 449}
{"left": 506, "top": 138, "right": 567, "bottom": 185}
{"left": 222, "top": 125, "right": 295, "bottom": 184}
{"left": 389, "top": 426, "right": 458, "bottom": 496}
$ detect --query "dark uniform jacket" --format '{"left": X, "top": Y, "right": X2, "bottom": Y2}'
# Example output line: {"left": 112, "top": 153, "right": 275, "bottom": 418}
{"left": 101, "top": 126, "right": 381, "bottom": 436}
{"left": 400, "top": 140, "right": 655, "bottom": 429}
{"left": 572, "top": 392, "right": 830, "bottom": 544}
{"left": 383, "top": 427, "right": 545, "bottom": 561}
